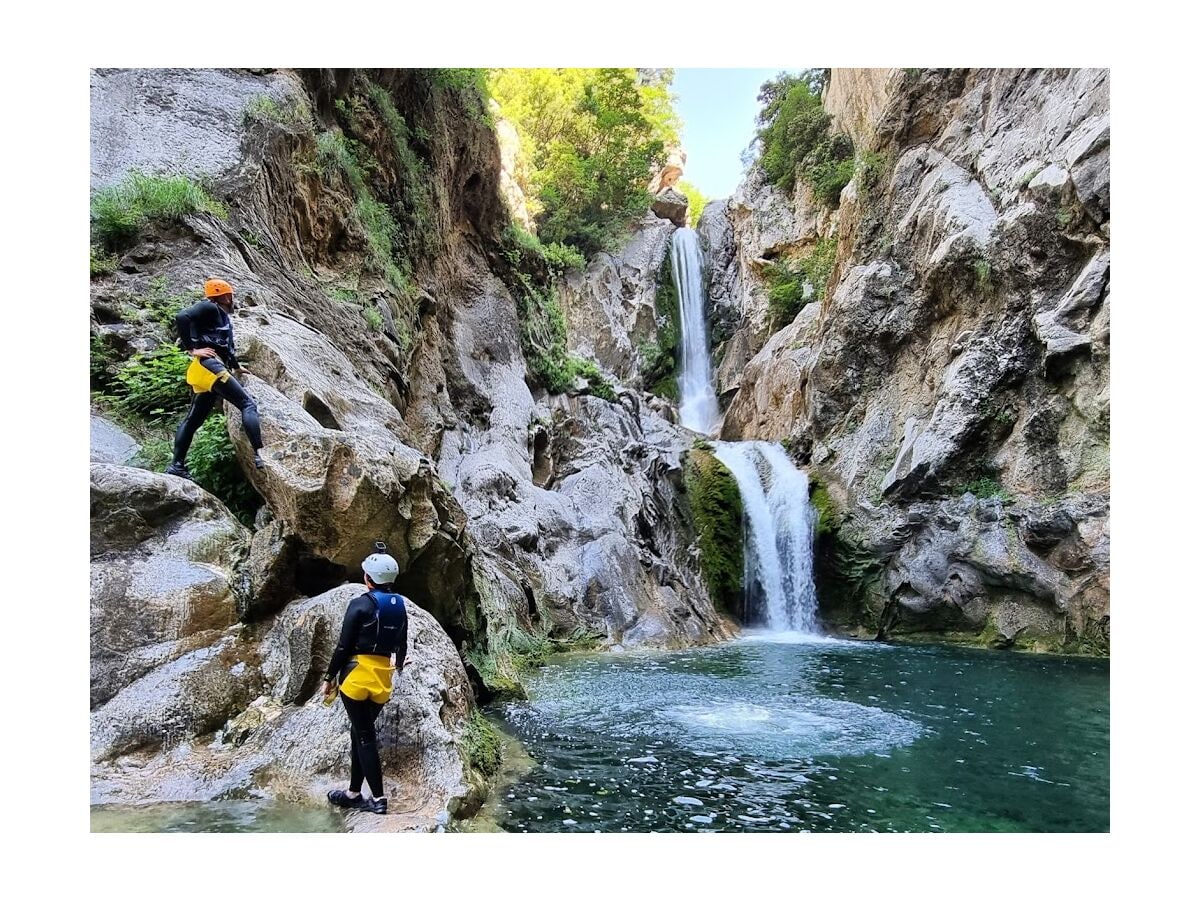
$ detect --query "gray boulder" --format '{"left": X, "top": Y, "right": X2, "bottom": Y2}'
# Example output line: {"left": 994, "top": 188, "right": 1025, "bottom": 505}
{"left": 90, "top": 414, "right": 140, "bottom": 464}
{"left": 651, "top": 187, "right": 689, "bottom": 227}
{"left": 90, "top": 464, "right": 247, "bottom": 707}
{"left": 559, "top": 213, "right": 675, "bottom": 381}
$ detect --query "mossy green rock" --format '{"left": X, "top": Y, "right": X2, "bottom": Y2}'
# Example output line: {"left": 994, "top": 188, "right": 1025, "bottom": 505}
{"left": 684, "top": 449, "right": 744, "bottom": 619}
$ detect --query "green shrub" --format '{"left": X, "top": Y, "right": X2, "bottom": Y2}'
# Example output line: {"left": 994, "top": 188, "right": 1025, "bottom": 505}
{"left": 572, "top": 358, "right": 617, "bottom": 401}
{"left": 361, "top": 305, "right": 383, "bottom": 331}
{"left": 675, "top": 180, "right": 708, "bottom": 228}
{"left": 90, "top": 332, "right": 120, "bottom": 390}
{"left": 328, "top": 285, "right": 359, "bottom": 305}
{"left": 126, "top": 275, "right": 201, "bottom": 331}
{"left": 685, "top": 449, "right": 744, "bottom": 618}
{"left": 541, "top": 241, "right": 586, "bottom": 275}
{"left": 503, "top": 224, "right": 586, "bottom": 277}
{"left": 129, "top": 416, "right": 258, "bottom": 524}
{"left": 315, "top": 130, "right": 357, "bottom": 186}
{"left": 856, "top": 150, "right": 890, "bottom": 191}
{"left": 765, "top": 237, "right": 837, "bottom": 330}
{"left": 110, "top": 345, "right": 191, "bottom": 426}
{"left": 961, "top": 477, "right": 1012, "bottom": 501}
{"left": 91, "top": 172, "right": 227, "bottom": 250}
{"left": 90, "top": 245, "right": 118, "bottom": 277}
{"left": 490, "top": 68, "right": 673, "bottom": 257}
{"left": 187, "top": 414, "right": 260, "bottom": 524}
{"left": 755, "top": 73, "right": 854, "bottom": 206}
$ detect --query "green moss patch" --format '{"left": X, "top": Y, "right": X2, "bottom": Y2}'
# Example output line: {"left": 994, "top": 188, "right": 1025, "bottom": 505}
{"left": 643, "top": 249, "right": 681, "bottom": 398}
{"left": 685, "top": 449, "right": 744, "bottom": 618}
{"left": 764, "top": 237, "right": 837, "bottom": 332}
{"left": 809, "top": 476, "right": 884, "bottom": 630}
{"left": 461, "top": 709, "right": 502, "bottom": 779}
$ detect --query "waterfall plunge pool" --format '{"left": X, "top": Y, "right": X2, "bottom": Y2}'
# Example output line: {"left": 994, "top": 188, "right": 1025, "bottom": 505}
{"left": 483, "top": 635, "right": 1109, "bottom": 832}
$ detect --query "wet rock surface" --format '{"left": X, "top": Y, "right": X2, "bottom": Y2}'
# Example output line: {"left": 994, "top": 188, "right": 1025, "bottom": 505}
{"left": 90, "top": 414, "right": 140, "bottom": 464}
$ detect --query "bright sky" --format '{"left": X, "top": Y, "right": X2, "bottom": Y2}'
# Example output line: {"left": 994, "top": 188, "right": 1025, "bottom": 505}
{"left": 672, "top": 68, "right": 800, "bottom": 200}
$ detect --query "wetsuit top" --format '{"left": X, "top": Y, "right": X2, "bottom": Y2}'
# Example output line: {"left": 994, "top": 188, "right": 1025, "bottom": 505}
{"left": 175, "top": 300, "right": 239, "bottom": 369}
{"left": 325, "top": 590, "right": 409, "bottom": 681}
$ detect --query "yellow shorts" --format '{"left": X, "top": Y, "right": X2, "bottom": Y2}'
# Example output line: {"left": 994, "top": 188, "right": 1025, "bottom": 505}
{"left": 339, "top": 654, "right": 395, "bottom": 703}
{"left": 185, "top": 357, "right": 231, "bottom": 394}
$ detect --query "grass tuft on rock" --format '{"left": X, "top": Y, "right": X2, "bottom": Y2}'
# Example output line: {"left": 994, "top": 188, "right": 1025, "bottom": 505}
{"left": 91, "top": 172, "right": 227, "bottom": 251}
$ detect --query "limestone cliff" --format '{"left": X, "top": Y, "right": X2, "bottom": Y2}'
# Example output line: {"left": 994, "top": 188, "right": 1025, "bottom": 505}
{"left": 713, "top": 68, "right": 1109, "bottom": 654}
{"left": 89, "top": 68, "right": 731, "bottom": 823}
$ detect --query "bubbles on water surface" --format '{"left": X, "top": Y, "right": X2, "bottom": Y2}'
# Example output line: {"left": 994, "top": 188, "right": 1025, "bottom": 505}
{"left": 494, "top": 639, "right": 1109, "bottom": 833}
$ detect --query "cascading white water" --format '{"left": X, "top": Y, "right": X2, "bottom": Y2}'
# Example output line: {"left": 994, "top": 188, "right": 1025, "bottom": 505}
{"left": 713, "top": 441, "right": 820, "bottom": 634}
{"left": 671, "top": 229, "right": 720, "bottom": 434}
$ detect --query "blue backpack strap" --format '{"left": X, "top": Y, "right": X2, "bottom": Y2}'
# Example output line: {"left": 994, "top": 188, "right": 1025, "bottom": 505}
{"left": 367, "top": 589, "right": 408, "bottom": 637}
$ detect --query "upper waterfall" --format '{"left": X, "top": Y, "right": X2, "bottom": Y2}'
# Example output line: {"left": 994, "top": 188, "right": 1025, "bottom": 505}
{"left": 671, "top": 228, "right": 720, "bottom": 434}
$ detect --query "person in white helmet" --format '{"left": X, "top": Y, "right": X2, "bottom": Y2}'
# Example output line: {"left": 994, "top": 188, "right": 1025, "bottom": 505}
{"left": 323, "top": 542, "right": 409, "bottom": 815}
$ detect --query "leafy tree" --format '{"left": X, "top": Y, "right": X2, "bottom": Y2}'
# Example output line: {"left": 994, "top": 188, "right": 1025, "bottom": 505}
{"left": 755, "top": 71, "right": 853, "bottom": 206}
{"left": 675, "top": 180, "right": 708, "bottom": 228}
{"left": 489, "top": 68, "right": 676, "bottom": 256}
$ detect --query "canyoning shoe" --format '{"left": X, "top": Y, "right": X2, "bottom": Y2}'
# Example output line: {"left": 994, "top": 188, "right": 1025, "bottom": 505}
{"left": 362, "top": 797, "right": 388, "bottom": 815}
{"left": 253, "top": 451, "right": 265, "bottom": 470}
{"left": 327, "top": 790, "right": 366, "bottom": 810}
{"left": 165, "top": 462, "right": 193, "bottom": 481}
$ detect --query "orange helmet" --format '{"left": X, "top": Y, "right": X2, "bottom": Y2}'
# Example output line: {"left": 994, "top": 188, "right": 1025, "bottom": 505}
{"left": 204, "top": 278, "right": 234, "bottom": 298}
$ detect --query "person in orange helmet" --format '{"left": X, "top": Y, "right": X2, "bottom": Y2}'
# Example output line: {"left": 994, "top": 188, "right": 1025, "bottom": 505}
{"left": 167, "top": 278, "right": 265, "bottom": 478}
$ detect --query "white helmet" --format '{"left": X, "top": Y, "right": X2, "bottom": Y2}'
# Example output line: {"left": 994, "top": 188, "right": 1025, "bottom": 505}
{"left": 362, "top": 542, "right": 400, "bottom": 585}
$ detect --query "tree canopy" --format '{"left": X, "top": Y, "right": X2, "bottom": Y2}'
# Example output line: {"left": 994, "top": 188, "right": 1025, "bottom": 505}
{"left": 489, "top": 68, "right": 680, "bottom": 256}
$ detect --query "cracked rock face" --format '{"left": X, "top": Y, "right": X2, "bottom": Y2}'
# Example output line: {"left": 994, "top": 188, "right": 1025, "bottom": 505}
{"left": 559, "top": 213, "right": 675, "bottom": 381}
{"left": 437, "top": 253, "right": 733, "bottom": 650}
{"left": 714, "top": 68, "right": 1109, "bottom": 650}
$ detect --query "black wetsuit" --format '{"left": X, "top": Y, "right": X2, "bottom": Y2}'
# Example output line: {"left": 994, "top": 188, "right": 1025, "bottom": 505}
{"left": 325, "top": 590, "right": 409, "bottom": 798}
{"left": 171, "top": 300, "right": 263, "bottom": 465}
